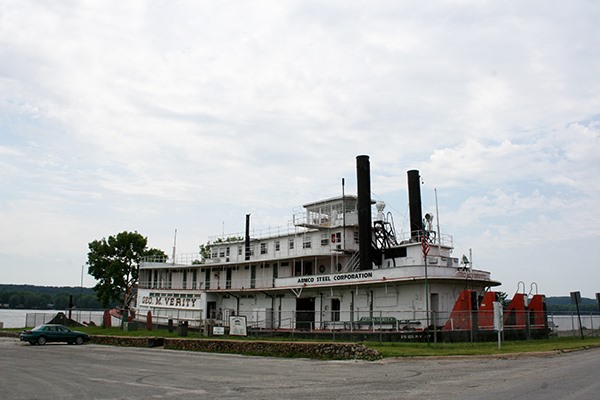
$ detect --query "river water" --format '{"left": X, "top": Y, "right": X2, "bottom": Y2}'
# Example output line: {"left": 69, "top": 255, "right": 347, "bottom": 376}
{"left": 0, "top": 309, "right": 105, "bottom": 328}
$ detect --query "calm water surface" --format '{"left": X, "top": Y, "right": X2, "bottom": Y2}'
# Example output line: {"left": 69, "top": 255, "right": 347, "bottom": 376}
{"left": 0, "top": 309, "right": 104, "bottom": 328}
{"left": 0, "top": 309, "right": 37, "bottom": 328}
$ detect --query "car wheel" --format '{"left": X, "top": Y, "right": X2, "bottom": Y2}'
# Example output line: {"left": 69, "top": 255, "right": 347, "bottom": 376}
{"left": 37, "top": 336, "right": 47, "bottom": 345}
{"left": 75, "top": 336, "right": 84, "bottom": 345}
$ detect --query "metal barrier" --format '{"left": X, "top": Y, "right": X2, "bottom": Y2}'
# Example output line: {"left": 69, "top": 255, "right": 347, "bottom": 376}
{"left": 25, "top": 310, "right": 105, "bottom": 328}
{"left": 548, "top": 312, "right": 600, "bottom": 337}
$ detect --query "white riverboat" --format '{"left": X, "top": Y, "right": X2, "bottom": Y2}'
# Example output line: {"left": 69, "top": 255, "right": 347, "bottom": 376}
{"left": 136, "top": 156, "right": 500, "bottom": 333}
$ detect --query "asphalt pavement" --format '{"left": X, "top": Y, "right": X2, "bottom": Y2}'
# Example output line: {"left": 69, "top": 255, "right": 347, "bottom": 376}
{"left": 1, "top": 337, "right": 599, "bottom": 399}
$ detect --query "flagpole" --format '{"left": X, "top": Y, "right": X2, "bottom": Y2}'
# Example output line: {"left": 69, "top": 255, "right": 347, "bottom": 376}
{"left": 422, "top": 231, "right": 430, "bottom": 344}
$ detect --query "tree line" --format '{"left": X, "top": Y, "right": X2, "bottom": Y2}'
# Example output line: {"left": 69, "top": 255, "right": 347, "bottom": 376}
{"left": 0, "top": 284, "right": 107, "bottom": 310}
{"left": 544, "top": 296, "right": 599, "bottom": 313}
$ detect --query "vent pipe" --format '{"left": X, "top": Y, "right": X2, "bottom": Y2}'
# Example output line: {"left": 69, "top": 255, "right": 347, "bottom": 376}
{"left": 244, "top": 214, "right": 251, "bottom": 261}
{"left": 356, "top": 155, "right": 372, "bottom": 271}
{"left": 407, "top": 170, "right": 423, "bottom": 240}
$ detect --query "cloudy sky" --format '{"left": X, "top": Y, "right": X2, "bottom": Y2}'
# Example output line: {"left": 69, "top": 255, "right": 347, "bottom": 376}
{"left": 1, "top": 1, "right": 599, "bottom": 298}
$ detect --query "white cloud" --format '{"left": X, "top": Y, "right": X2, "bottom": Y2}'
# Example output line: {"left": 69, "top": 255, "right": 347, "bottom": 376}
{"left": 1, "top": 1, "right": 599, "bottom": 296}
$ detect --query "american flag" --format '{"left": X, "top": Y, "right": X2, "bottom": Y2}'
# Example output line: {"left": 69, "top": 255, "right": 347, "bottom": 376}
{"left": 421, "top": 233, "right": 430, "bottom": 258}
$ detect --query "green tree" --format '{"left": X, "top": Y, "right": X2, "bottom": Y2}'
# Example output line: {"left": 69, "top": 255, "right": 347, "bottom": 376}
{"left": 8, "top": 294, "right": 21, "bottom": 308}
{"left": 87, "top": 231, "right": 167, "bottom": 308}
{"left": 54, "top": 293, "right": 70, "bottom": 309}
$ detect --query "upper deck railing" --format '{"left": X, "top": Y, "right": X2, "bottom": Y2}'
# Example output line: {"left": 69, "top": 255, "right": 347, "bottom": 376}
{"left": 141, "top": 253, "right": 201, "bottom": 266}
{"left": 395, "top": 231, "right": 454, "bottom": 248}
{"left": 208, "top": 224, "right": 309, "bottom": 244}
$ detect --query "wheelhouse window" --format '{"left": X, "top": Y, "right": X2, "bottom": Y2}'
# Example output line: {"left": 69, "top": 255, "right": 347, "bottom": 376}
{"left": 275, "top": 240, "right": 280, "bottom": 252}
{"left": 320, "top": 233, "right": 328, "bottom": 246}
{"left": 260, "top": 242, "right": 267, "bottom": 255}
{"left": 289, "top": 238, "right": 295, "bottom": 250}
{"left": 303, "top": 234, "right": 312, "bottom": 249}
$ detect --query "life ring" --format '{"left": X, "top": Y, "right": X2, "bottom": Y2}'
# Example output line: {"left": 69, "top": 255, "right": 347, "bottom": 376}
{"left": 331, "top": 233, "right": 336, "bottom": 243}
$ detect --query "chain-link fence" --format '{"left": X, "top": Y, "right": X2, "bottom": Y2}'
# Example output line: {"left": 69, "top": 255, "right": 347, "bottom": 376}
{"left": 23, "top": 308, "right": 600, "bottom": 340}
{"left": 25, "top": 310, "right": 104, "bottom": 328}
{"left": 200, "top": 309, "right": 600, "bottom": 340}
{"left": 547, "top": 312, "right": 600, "bottom": 337}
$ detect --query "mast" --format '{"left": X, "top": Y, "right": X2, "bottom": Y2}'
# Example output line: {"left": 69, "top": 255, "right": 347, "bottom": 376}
{"left": 342, "top": 177, "right": 346, "bottom": 251}
{"left": 172, "top": 229, "right": 177, "bottom": 265}
{"left": 435, "top": 188, "right": 441, "bottom": 255}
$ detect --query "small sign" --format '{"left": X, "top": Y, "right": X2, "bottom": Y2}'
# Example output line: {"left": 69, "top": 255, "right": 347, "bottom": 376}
{"left": 229, "top": 316, "right": 247, "bottom": 336}
{"left": 493, "top": 301, "right": 503, "bottom": 332}
{"left": 212, "top": 326, "right": 225, "bottom": 336}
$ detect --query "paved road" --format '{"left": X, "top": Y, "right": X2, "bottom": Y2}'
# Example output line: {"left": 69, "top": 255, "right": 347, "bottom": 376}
{"left": 1, "top": 337, "right": 599, "bottom": 399}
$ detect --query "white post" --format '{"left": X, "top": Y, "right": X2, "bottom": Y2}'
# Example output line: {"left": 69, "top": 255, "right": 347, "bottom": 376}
{"left": 493, "top": 301, "right": 503, "bottom": 350}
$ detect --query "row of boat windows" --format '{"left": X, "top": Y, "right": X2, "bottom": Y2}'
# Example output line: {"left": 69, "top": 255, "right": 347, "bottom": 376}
{"left": 147, "top": 293, "right": 200, "bottom": 299}
{"left": 144, "top": 260, "right": 342, "bottom": 290}
{"left": 210, "top": 231, "right": 359, "bottom": 258}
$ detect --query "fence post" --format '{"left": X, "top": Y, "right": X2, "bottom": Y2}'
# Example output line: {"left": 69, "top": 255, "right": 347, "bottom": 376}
{"left": 291, "top": 311, "right": 295, "bottom": 340}
{"left": 470, "top": 309, "right": 474, "bottom": 343}
{"left": 526, "top": 308, "right": 531, "bottom": 341}
{"left": 433, "top": 311, "right": 437, "bottom": 344}
{"left": 379, "top": 311, "right": 383, "bottom": 343}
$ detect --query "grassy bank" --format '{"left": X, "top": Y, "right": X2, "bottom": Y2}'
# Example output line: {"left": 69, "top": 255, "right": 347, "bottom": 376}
{"left": 366, "top": 336, "right": 600, "bottom": 357}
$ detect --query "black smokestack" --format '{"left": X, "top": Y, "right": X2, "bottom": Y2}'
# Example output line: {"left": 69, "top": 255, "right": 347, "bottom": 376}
{"left": 244, "top": 214, "right": 251, "bottom": 261}
{"left": 356, "top": 155, "right": 372, "bottom": 271}
{"left": 407, "top": 170, "right": 423, "bottom": 240}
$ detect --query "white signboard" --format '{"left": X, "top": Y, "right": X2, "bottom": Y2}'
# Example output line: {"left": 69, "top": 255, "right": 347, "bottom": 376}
{"left": 229, "top": 316, "right": 247, "bottom": 336}
{"left": 212, "top": 326, "right": 225, "bottom": 336}
{"left": 276, "top": 271, "right": 375, "bottom": 288}
{"left": 493, "top": 301, "right": 503, "bottom": 332}
{"left": 137, "top": 290, "right": 202, "bottom": 309}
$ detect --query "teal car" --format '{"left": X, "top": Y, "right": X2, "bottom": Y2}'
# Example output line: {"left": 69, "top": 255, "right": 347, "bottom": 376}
{"left": 20, "top": 324, "right": 90, "bottom": 345}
